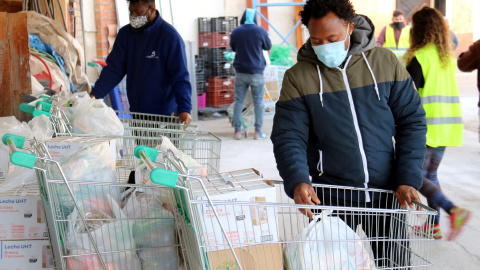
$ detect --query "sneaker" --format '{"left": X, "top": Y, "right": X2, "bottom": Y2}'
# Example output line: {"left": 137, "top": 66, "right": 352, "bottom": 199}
{"left": 233, "top": 132, "right": 242, "bottom": 140}
{"left": 447, "top": 206, "right": 471, "bottom": 241}
{"left": 414, "top": 223, "right": 443, "bottom": 239}
{"left": 254, "top": 132, "right": 268, "bottom": 140}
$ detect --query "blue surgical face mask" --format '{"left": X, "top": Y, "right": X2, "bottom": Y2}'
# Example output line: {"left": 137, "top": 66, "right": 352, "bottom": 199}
{"left": 312, "top": 24, "right": 351, "bottom": 68}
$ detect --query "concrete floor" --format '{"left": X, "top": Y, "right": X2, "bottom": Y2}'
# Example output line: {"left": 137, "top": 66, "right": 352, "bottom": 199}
{"left": 193, "top": 72, "right": 480, "bottom": 269}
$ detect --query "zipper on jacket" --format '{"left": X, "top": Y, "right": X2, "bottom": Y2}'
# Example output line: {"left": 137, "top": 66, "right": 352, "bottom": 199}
{"left": 317, "top": 150, "right": 324, "bottom": 176}
{"left": 337, "top": 57, "right": 371, "bottom": 202}
{"left": 392, "top": 136, "right": 396, "bottom": 159}
{"left": 136, "top": 32, "right": 146, "bottom": 112}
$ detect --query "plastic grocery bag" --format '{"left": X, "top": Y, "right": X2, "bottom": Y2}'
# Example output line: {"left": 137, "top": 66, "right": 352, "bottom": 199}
{"left": 72, "top": 99, "right": 123, "bottom": 137}
{"left": 133, "top": 164, "right": 175, "bottom": 212}
{"left": 59, "top": 91, "right": 91, "bottom": 122}
{"left": 156, "top": 136, "right": 208, "bottom": 176}
{"left": 123, "top": 190, "right": 179, "bottom": 270}
{"left": 50, "top": 143, "right": 120, "bottom": 217}
{"left": 65, "top": 194, "right": 141, "bottom": 270}
{"left": 284, "top": 211, "right": 377, "bottom": 270}
{"left": 29, "top": 114, "right": 54, "bottom": 141}
{"left": 0, "top": 116, "right": 34, "bottom": 191}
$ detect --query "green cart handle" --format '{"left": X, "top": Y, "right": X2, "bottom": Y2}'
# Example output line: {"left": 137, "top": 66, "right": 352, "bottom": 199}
{"left": 150, "top": 168, "right": 179, "bottom": 188}
{"left": 33, "top": 109, "right": 51, "bottom": 118}
{"left": 2, "top": 134, "right": 36, "bottom": 169}
{"left": 2, "top": 134, "right": 26, "bottom": 149}
{"left": 134, "top": 145, "right": 158, "bottom": 164}
{"left": 134, "top": 145, "right": 179, "bottom": 188}
{"left": 19, "top": 103, "right": 36, "bottom": 115}
{"left": 10, "top": 151, "right": 37, "bottom": 169}
{"left": 35, "top": 101, "right": 52, "bottom": 112}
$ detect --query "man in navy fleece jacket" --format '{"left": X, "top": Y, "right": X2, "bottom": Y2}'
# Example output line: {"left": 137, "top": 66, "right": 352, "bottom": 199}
{"left": 230, "top": 8, "right": 272, "bottom": 140}
{"left": 90, "top": 0, "right": 192, "bottom": 124}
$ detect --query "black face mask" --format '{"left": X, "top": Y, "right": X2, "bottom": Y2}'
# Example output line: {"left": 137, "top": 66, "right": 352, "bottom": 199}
{"left": 393, "top": 22, "right": 403, "bottom": 29}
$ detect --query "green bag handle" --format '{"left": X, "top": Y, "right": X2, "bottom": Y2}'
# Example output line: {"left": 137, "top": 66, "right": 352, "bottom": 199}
{"left": 2, "top": 134, "right": 26, "bottom": 148}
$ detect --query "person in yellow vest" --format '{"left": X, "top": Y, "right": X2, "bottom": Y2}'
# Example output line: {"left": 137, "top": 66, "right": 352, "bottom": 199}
{"left": 405, "top": 6, "right": 471, "bottom": 241}
{"left": 376, "top": 10, "right": 411, "bottom": 59}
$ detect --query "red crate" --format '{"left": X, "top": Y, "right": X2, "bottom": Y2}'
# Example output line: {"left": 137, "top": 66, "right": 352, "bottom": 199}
{"left": 206, "top": 77, "right": 234, "bottom": 89}
{"left": 206, "top": 90, "right": 235, "bottom": 107}
{"left": 199, "top": 33, "right": 231, "bottom": 48}
{"left": 197, "top": 93, "right": 206, "bottom": 108}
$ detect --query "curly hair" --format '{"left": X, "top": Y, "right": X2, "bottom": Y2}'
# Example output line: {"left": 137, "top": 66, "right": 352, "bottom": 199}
{"left": 404, "top": 7, "right": 453, "bottom": 69}
{"left": 300, "top": 0, "right": 356, "bottom": 27}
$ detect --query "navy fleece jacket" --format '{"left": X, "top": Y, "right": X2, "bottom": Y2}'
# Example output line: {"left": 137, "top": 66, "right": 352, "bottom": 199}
{"left": 230, "top": 10, "right": 272, "bottom": 74}
{"left": 91, "top": 11, "right": 192, "bottom": 115}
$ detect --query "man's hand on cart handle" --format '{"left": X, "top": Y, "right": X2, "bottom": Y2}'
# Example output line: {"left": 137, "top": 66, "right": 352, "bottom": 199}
{"left": 395, "top": 185, "right": 421, "bottom": 210}
{"left": 179, "top": 112, "right": 192, "bottom": 126}
{"left": 294, "top": 183, "right": 321, "bottom": 219}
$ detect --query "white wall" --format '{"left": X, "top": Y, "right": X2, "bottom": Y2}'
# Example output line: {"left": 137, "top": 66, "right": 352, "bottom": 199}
{"left": 83, "top": 0, "right": 98, "bottom": 83}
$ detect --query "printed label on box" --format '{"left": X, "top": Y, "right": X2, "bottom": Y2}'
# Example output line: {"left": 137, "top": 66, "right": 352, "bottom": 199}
{"left": 198, "top": 186, "right": 278, "bottom": 251}
{"left": 0, "top": 196, "right": 48, "bottom": 240}
{"left": 0, "top": 240, "right": 54, "bottom": 269}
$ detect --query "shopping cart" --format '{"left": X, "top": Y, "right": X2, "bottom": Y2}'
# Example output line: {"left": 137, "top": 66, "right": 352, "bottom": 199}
{"left": 2, "top": 134, "right": 186, "bottom": 270}
{"left": 136, "top": 145, "right": 437, "bottom": 270}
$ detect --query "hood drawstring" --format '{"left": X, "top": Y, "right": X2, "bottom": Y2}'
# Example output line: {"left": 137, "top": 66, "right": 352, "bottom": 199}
{"left": 316, "top": 65, "right": 324, "bottom": 107}
{"left": 361, "top": 52, "right": 380, "bottom": 100}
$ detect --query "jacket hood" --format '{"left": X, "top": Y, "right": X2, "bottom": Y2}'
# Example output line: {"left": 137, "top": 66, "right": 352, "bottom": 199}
{"left": 298, "top": 14, "right": 376, "bottom": 66}
{"left": 240, "top": 9, "right": 258, "bottom": 25}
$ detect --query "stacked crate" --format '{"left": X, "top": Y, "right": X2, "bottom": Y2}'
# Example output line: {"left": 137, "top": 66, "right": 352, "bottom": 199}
{"left": 195, "top": 55, "right": 206, "bottom": 108}
{"left": 205, "top": 77, "right": 235, "bottom": 107}
{"left": 198, "top": 16, "right": 238, "bottom": 107}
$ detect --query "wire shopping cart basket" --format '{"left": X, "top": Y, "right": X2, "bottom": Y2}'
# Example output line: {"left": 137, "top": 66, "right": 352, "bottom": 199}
{"left": 135, "top": 145, "right": 437, "bottom": 270}
{"left": 115, "top": 110, "right": 197, "bottom": 131}
{"left": 2, "top": 134, "right": 189, "bottom": 270}
{"left": 18, "top": 100, "right": 221, "bottom": 175}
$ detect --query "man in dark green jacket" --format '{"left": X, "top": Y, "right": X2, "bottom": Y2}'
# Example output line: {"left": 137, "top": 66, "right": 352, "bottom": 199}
{"left": 271, "top": 0, "right": 427, "bottom": 267}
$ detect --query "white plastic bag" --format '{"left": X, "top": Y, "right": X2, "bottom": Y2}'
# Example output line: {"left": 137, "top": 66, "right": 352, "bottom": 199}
{"left": 156, "top": 136, "right": 208, "bottom": 176}
{"left": 51, "top": 143, "right": 120, "bottom": 217}
{"left": 72, "top": 99, "right": 123, "bottom": 137}
{"left": 0, "top": 116, "right": 34, "bottom": 190}
{"left": 59, "top": 92, "right": 91, "bottom": 122}
{"left": 28, "top": 114, "right": 54, "bottom": 141}
{"left": 284, "top": 211, "right": 377, "bottom": 270}
{"left": 65, "top": 194, "right": 141, "bottom": 270}
{"left": 122, "top": 190, "right": 179, "bottom": 270}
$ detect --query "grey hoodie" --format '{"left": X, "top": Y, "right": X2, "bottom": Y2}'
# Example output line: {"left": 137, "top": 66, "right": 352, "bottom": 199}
{"left": 300, "top": 15, "right": 376, "bottom": 62}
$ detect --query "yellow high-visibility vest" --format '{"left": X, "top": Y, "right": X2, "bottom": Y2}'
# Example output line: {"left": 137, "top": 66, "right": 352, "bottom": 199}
{"left": 382, "top": 24, "right": 411, "bottom": 50}
{"left": 415, "top": 43, "right": 463, "bottom": 147}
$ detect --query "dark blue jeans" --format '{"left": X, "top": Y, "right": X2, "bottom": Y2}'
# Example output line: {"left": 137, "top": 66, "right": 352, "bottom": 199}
{"left": 233, "top": 73, "right": 265, "bottom": 133}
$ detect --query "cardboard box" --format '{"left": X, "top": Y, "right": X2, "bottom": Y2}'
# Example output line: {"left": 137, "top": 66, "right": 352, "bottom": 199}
{"left": 265, "top": 81, "right": 279, "bottom": 100}
{"left": 0, "top": 196, "right": 48, "bottom": 240}
{"left": 0, "top": 147, "right": 9, "bottom": 179}
{"left": 195, "top": 170, "right": 279, "bottom": 251}
{"left": 0, "top": 240, "right": 54, "bottom": 269}
{"left": 207, "top": 243, "right": 283, "bottom": 270}
{"left": 44, "top": 137, "right": 117, "bottom": 162}
{"left": 263, "top": 66, "right": 278, "bottom": 82}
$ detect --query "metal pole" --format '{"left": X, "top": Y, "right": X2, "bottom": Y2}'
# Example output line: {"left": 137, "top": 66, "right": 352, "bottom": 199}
{"left": 80, "top": 0, "right": 87, "bottom": 74}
